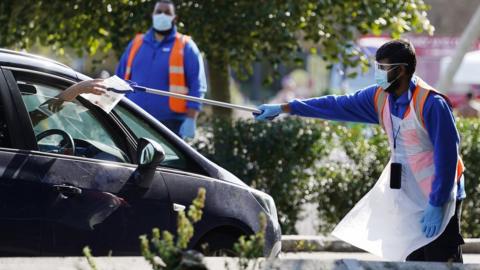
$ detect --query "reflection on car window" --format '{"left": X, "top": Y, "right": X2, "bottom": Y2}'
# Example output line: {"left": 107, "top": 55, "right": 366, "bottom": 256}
{"left": 19, "top": 81, "right": 130, "bottom": 163}
{"left": 0, "top": 105, "right": 11, "bottom": 148}
{"left": 113, "top": 105, "right": 188, "bottom": 170}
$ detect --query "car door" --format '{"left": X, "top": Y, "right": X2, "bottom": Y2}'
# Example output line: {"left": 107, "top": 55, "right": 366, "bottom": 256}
{"left": 2, "top": 67, "right": 173, "bottom": 255}
{"left": 0, "top": 68, "right": 48, "bottom": 255}
{"left": 112, "top": 104, "right": 217, "bottom": 239}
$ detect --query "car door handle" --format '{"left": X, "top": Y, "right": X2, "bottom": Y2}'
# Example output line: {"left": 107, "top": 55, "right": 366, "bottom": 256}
{"left": 53, "top": 184, "right": 82, "bottom": 197}
{"left": 173, "top": 203, "right": 186, "bottom": 212}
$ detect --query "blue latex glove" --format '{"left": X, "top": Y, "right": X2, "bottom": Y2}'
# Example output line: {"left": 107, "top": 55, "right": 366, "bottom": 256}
{"left": 421, "top": 204, "right": 444, "bottom": 238}
{"left": 254, "top": 104, "right": 283, "bottom": 120}
{"left": 179, "top": 117, "right": 196, "bottom": 139}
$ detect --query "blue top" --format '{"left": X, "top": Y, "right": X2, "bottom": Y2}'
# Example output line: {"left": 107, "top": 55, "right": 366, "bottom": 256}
{"left": 289, "top": 76, "right": 466, "bottom": 206}
{"left": 116, "top": 27, "right": 207, "bottom": 121}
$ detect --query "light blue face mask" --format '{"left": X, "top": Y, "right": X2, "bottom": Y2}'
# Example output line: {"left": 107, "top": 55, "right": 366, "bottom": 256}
{"left": 153, "top": 13, "right": 174, "bottom": 31}
{"left": 374, "top": 65, "right": 401, "bottom": 90}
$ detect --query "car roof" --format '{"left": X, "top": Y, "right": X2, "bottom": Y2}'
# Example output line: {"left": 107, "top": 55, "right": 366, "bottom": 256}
{"left": 0, "top": 48, "right": 80, "bottom": 81}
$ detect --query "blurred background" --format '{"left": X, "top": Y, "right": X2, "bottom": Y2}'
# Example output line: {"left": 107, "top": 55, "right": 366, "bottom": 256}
{"left": 2, "top": 0, "right": 480, "bottom": 236}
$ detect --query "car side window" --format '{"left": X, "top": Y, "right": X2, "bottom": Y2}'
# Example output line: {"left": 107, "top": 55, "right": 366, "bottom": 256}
{"left": 113, "top": 105, "right": 188, "bottom": 170}
{"left": 18, "top": 80, "right": 130, "bottom": 163}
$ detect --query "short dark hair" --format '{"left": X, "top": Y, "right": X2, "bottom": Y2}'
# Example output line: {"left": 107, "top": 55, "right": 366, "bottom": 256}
{"left": 154, "top": 0, "right": 175, "bottom": 13}
{"left": 376, "top": 39, "right": 416, "bottom": 76}
{"left": 156, "top": 0, "right": 174, "bottom": 5}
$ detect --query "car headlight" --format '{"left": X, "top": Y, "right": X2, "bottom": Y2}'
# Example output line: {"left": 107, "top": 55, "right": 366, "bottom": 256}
{"left": 251, "top": 190, "right": 279, "bottom": 226}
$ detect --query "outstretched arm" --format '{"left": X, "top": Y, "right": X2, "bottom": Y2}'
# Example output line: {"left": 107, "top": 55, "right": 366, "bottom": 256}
{"left": 255, "top": 85, "right": 380, "bottom": 124}
{"left": 285, "top": 85, "right": 379, "bottom": 124}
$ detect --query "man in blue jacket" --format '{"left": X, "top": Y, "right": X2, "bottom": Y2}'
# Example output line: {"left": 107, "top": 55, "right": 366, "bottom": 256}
{"left": 116, "top": 0, "right": 207, "bottom": 139}
{"left": 255, "top": 40, "right": 465, "bottom": 262}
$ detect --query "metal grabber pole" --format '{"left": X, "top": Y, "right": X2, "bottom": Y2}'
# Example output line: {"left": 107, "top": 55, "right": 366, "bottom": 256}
{"left": 142, "top": 86, "right": 262, "bottom": 114}
{"left": 106, "top": 76, "right": 263, "bottom": 114}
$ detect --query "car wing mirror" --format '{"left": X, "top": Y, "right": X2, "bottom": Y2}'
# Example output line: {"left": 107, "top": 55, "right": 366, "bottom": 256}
{"left": 137, "top": 137, "right": 165, "bottom": 168}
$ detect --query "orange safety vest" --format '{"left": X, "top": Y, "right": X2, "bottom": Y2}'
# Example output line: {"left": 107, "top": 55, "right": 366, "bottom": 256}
{"left": 374, "top": 77, "right": 465, "bottom": 182}
{"left": 124, "top": 33, "right": 191, "bottom": 114}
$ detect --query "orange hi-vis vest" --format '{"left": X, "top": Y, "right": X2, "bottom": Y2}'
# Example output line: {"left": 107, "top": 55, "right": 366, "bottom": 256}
{"left": 124, "top": 33, "right": 191, "bottom": 114}
{"left": 374, "top": 77, "right": 465, "bottom": 182}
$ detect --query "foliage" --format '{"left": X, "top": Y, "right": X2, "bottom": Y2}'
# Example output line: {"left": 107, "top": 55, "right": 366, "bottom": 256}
{"left": 0, "top": 0, "right": 433, "bottom": 73}
{"left": 179, "top": 0, "right": 432, "bottom": 78}
{"left": 140, "top": 188, "right": 208, "bottom": 270}
{"left": 193, "top": 117, "right": 332, "bottom": 234}
{"left": 83, "top": 246, "right": 98, "bottom": 270}
{"left": 230, "top": 213, "right": 267, "bottom": 270}
{"left": 456, "top": 118, "right": 480, "bottom": 238}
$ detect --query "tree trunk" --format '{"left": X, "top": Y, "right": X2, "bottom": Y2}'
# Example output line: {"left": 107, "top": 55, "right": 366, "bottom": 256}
{"left": 436, "top": 5, "right": 480, "bottom": 91}
{"left": 207, "top": 55, "right": 232, "bottom": 119}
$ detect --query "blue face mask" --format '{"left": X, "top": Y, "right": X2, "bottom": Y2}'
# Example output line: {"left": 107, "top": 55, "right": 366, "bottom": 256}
{"left": 153, "top": 13, "right": 174, "bottom": 31}
{"left": 374, "top": 65, "right": 401, "bottom": 91}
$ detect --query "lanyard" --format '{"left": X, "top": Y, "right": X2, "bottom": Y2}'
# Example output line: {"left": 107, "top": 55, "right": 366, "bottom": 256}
{"left": 389, "top": 90, "right": 412, "bottom": 149}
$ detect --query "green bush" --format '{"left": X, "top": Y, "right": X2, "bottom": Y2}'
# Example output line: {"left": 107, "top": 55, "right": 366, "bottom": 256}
{"left": 193, "top": 117, "right": 332, "bottom": 234}
{"left": 457, "top": 118, "right": 480, "bottom": 237}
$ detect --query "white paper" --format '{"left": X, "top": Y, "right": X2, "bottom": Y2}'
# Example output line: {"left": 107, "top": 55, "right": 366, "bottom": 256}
{"left": 80, "top": 75, "right": 132, "bottom": 114}
{"left": 103, "top": 75, "right": 134, "bottom": 92}
{"left": 81, "top": 91, "right": 123, "bottom": 114}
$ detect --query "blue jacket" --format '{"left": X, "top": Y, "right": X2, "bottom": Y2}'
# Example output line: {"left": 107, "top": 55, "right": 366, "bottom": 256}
{"left": 289, "top": 76, "right": 466, "bottom": 206}
{"left": 116, "top": 27, "right": 207, "bottom": 121}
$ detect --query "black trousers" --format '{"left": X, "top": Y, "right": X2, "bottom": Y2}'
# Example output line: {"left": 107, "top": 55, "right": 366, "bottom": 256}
{"left": 161, "top": 119, "right": 183, "bottom": 136}
{"left": 406, "top": 200, "right": 464, "bottom": 263}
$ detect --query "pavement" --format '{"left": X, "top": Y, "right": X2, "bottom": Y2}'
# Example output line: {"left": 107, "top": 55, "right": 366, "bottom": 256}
{"left": 0, "top": 235, "right": 478, "bottom": 269}
{"left": 280, "top": 235, "right": 480, "bottom": 264}
{"left": 282, "top": 235, "right": 480, "bottom": 252}
{"left": 281, "top": 251, "right": 480, "bottom": 264}
{"left": 0, "top": 256, "right": 478, "bottom": 270}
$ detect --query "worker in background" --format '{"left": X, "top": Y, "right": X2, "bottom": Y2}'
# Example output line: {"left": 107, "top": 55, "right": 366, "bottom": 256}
{"left": 457, "top": 92, "right": 480, "bottom": 118}
{"left": 116, "top": 0, "right": 207, "bottom": 139}
{"left": 254, "top": 40, "right": 466, "bottom": 263}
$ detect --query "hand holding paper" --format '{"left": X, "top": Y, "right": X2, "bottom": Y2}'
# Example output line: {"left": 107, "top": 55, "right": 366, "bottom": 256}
{"left": 81, "top": 76, "right": 131, "bottom": 113}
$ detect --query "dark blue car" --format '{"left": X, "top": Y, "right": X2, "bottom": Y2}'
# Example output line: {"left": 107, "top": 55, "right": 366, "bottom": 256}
{"left": 0, "top": 49, "right": 281, "bottom": 257}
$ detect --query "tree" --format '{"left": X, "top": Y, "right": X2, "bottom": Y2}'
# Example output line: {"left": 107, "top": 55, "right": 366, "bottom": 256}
{"left": 0, "top": 0, "right": 433, "bottom": 118}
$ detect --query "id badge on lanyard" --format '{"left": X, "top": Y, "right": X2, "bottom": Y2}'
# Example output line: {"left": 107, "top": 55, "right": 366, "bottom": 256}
{"left": 390, "top": 121, "right": 402, "bottom": 189}
{"left": 390, "top": 163, "right": 402, "bottom": 189}
{"left": 389, "top": 91, "right": 411, "bottom": 190}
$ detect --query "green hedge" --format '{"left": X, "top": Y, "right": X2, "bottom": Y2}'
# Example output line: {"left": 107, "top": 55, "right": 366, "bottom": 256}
{"left": 193, "top": 117, "right": 331, "bottom": 234}
{"left": 457, "top": 119, "right": 480, "bottom": 237}
{"left": 193, "top": 117, "right": 480, "bottom": 237}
